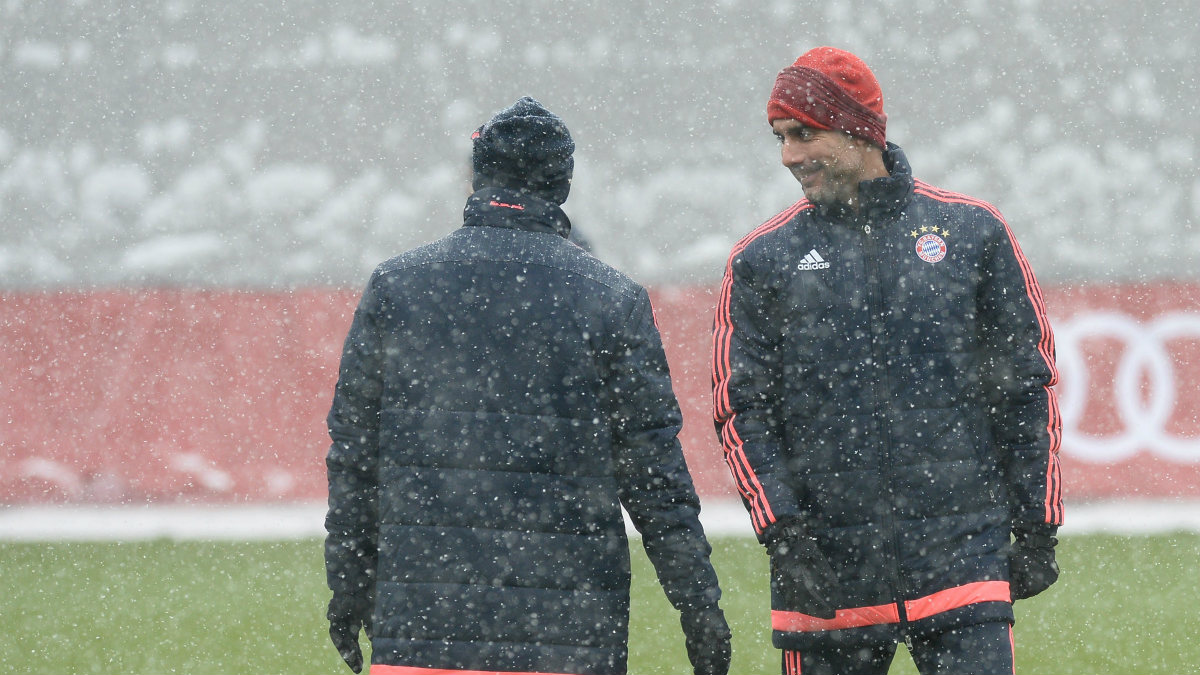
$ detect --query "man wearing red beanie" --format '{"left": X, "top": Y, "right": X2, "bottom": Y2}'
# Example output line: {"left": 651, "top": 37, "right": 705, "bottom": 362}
{"left": 712, "top": 47, "right": 1063, "bottom": 674}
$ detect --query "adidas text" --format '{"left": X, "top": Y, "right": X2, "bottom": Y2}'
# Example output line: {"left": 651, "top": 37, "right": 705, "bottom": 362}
{"left": 797, "top": 248, "right": 831, "bottom": 271}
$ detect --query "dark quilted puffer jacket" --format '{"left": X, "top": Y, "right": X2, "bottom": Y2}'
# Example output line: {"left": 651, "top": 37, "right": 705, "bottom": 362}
{"left": 326, "top": 187, "right": 722, "bottom": 674}
{"left": 713, "top": 146, "right": 1062, "bottom": 649}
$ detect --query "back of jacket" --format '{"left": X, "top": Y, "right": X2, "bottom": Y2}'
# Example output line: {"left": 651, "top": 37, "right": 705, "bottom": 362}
{"left": 327, "top": 188, "right": 719, "bottom": 674}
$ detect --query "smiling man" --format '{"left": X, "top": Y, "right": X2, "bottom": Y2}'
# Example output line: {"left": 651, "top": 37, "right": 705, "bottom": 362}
{"left": 712, "top": 47, "right": 1063, "bottom": 675}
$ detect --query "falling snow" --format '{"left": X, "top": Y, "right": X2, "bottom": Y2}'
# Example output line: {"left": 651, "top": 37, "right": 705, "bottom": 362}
{"left": 1, "top": 1, "right": 1197, "bottom": 289}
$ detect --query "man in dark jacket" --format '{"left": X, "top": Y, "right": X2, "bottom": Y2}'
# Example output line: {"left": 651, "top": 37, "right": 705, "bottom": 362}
{"left": 711, "top": 48, "right": 1063, "bottom": 675}
{"left": 325, "top": 97, "right": 731, "bottom": 675}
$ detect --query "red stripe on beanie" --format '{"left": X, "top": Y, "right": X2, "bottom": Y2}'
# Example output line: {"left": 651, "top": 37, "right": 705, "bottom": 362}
{"left": 767, "top": 47, "right": 887, "bottom": 148}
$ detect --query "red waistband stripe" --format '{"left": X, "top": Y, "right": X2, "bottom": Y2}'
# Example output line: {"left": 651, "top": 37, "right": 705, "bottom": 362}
{"left": 772, "top": 580, "right": 1011, "bottom": 632}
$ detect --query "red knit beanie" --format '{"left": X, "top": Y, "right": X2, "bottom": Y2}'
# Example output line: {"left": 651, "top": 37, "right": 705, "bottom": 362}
{"left": 767, "top": 46, "right": 887, "bottom": 148}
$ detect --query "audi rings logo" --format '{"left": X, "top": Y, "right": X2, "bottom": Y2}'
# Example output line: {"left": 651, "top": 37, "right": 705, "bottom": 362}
{"left": 1057, "top": 311, "right": 1200, "bottom": 463}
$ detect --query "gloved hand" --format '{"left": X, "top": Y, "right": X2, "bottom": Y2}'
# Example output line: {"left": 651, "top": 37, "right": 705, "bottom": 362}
{"left": 328, "top": 593, "right": 373, "bottom": 673}
{"left": 765, "top": 518, "right": 839, "bottom": 619}
{"left": 1009, "top": 524, "right": 1060, "bottom": 600}
{"left": 680, "top": 604, "right": 732, "bottom": 675}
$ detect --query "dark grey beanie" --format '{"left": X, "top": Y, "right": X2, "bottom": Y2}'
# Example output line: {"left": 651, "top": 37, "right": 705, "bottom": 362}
{"left": 471, "top": 96, "right": 575, "bottom": 204}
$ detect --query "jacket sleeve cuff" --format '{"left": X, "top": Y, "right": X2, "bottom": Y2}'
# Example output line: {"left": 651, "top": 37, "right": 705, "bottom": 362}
{"left": 762, "top": 515, "right": 810, "bottom": 550}
{"left": 1012, "top": 522, "right": 1059, "bottom": 546}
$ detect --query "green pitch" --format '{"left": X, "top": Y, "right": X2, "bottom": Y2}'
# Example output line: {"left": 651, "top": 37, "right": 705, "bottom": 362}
{"left": 2, "top": 534, "right": 1197, "bottom": 674}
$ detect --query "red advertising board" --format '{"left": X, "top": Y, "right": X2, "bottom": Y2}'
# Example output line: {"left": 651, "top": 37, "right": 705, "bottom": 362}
{"left": 3, "top": 284, "right": 1199, "bottom": 504}
{"left": 2, "top": 289, "right": 352, "bottom": 504}
{"left": 1042, "top": 283, "right": 1200, "bottom": 499}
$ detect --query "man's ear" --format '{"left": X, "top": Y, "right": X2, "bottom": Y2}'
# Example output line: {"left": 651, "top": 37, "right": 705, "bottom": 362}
{"left": 846, "top": 134, "right": 878, "bottom": 151}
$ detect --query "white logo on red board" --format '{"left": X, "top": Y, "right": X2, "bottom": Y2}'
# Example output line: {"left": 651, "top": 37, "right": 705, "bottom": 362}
{"left": 1056, "top": 311, "right": 1200, "bottom": 462}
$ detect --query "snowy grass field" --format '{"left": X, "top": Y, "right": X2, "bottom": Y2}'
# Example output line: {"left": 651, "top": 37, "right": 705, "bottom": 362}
{"left": 2, "top": 524, "right": 1199, "bottom": 674}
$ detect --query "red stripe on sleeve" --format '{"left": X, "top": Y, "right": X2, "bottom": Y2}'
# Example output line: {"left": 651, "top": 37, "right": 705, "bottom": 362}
{"left": 711, "top": 200, "right": 810, "bottom": 532}
{"left": 914, "top": 181, "right": 1063, "bottom": 525}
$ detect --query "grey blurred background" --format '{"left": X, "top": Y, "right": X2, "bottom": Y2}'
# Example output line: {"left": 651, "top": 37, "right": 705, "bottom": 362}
{"left": 2, "top": 0, "right": 1197, "bottom": 289}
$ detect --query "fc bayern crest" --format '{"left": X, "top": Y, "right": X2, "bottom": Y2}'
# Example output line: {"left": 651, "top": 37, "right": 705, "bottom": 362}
{"left": 915, "top": 233, "right": 947, "bottom": 263}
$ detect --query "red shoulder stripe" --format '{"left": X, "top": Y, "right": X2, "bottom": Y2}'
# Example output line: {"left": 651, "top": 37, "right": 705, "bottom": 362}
{"left": 711, "top": 199, "right": 811, "bottom": 532}
{"left": 914, "top": 181, "right": 1063, "bottom": 523}
{"left": 712, "top": 199, "right": 809, "bottom": 416}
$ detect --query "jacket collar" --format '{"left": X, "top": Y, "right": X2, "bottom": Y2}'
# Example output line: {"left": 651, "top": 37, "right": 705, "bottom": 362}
{"left": 463, "top": 187, "right": 572, "bottom": 239}
{"left": 814, "top": 143, "right": 915, "bottom": 225}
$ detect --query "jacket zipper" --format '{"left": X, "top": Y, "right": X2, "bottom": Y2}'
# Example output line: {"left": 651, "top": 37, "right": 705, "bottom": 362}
{"left": 859, "top": 219, "right": 912, "bottom": 647}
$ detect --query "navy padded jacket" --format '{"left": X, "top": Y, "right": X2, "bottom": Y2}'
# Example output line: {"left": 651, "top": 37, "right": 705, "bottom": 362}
{"left": 326, "top": 187, "right": 722, "bottom": 674}
{"left": 712, "top": 146, "right": 1062, "bottom": 649}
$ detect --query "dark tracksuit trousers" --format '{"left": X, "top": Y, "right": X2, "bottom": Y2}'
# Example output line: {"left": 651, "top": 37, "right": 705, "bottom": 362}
{"left": 782, "top": 621, "right": 1015, "bottom": 675}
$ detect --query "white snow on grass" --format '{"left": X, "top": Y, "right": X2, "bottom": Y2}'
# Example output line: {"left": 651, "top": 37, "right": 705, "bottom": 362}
{"left": 1, "top": 500, "right": 1198, "bottom": 541}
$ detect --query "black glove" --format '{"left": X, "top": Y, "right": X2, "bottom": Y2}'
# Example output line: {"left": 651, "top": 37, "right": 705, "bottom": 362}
{"left": 328, "top": 593, "right": 373, "bottom": 673}
{"left": 765, "top": 518, "right": 838, "bottom": 619}
{"left": 680, "top": 605, "right": 732, "bottom": 675}
{"left": 1009, "top": 524, "right": 1060, "bottom": 600}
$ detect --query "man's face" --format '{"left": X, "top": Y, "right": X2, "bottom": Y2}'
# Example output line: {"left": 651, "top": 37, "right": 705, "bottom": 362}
{"left": 772, "top": 118, "right": 874, "bottom": 207}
